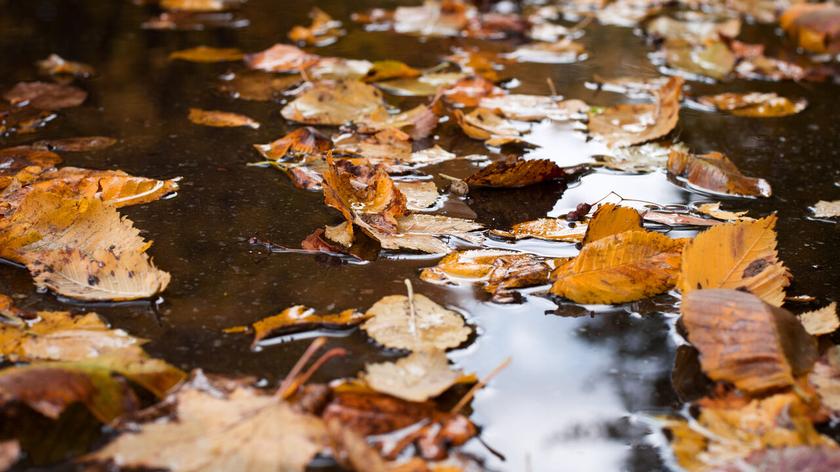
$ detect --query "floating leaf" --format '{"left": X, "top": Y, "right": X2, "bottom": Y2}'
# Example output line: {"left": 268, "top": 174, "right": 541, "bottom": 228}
{"left": 681, "top": 289, "right": 817, "bottom": 393}
{"left": 780, "top": 3, "right": 840, "bottom": 54}
{"left": 441, "top": 75, "right": 505, "bottom": 108}
{"left": 582, "top": 203, "right": 642, "bottom": 245}
{"left": 376, "top": 72, "right": 466, "bottom": 96}
{"left": 35, "top": 167, "right": 180, "bottom": 208}
{"left": 363, "top": 60, "right": 421, "bottom": 83}
{"left": 812, "top": 200, "right": 840, "bottom": 218}
{"left": 333, "top": 128, "right": 412, "bottom": 164}
{"left": 3, "top": 82, "right": 86, "bottom": 110}
{"left": 662, "top": 40, "right": 735, "bottom": 80}
{"left": 799, "top": 302, "right": 839, "bottom": 336}
{"left": 597, "top": 141, "right": 687, "bottom": 173}
{"left": 465, "top": 158, "right": 564, "bottom": 189}
{"left": 228, "top": 305, "right": 369, "bottom": 347}
{"left": 362, "top": 293, "right": 471, "bottom": 351}
{"left": 36, "top": 54, "right": 94, "bottom": 78}
{"left": 282, "top": 80, "right": 387, "bottom": 126}
{"left": 363, "top": 351, "right": 461, "bottom": 402}
{"left": 645, "top": 16, "right": 741, "bottom": 44}
{"left": 365, "top": 214, "right": 483, "bottom": 254}
{"left": 142, "top": 11, "right": 250, "bottom": 30}
{"left": 188, "top": 108, "right": 259, "bottom": 128}
{"left": 695, "top": 202, "right": 753, "bottom": 221}
{"left": 505, "top": 39, "right": 586, "bottom": 64}
{"left": 479, "top": 95, "right": 587, "bottom": 121}
{"left": 254, "top": 127, "right": 331, "bottom": 161}
{"left": 490, "top": 218, "right": 587, "bottom": 242}
{"left": 244, "top": 43, "right": 320, "bottom": 73}
{"left": 809, "top": 346, "right": 840, "bottom": 413}
{"left": 160, "top": 0, "right": 243, "bottom": 11}
{"left": 550, "top": 230, "right": 685, "bottom": 304}
{"left": 668, "top": 149, "right": 771, "bottom": 198}
{"left": 453, "top": 108, "right": 530, "bottom": 145}
{"left": 588, "top": 77, "right": 682, "bottom": 148}
{"left": 288, "top": 7, "right": 344, "bottom": 47}
{"left": 29, "top": 136, "right": 116, "bottom": 152}
{"left": 679, "top": 215, "right": 789, "bottom": 306}
{"left": 696, "top": 92, "right": 807, "bottom": 117}
{"left": 217, "top": 71, "right": 302, "bottom": 101}
{"left": 395, "top": 181, "right": 439, "bottom": 211}
{"left": 169, "top": 46, "right": 244, "bottom": 62}
{"left": 0, "top": 146, "right": 61, "bottom": 190}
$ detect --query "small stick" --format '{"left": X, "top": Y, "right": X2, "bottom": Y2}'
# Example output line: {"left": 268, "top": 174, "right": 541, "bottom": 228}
{"left": 280, "top": 347, "right": 348, "bottom": 399}
{"left": 546, "top": 77, "right": 558, "bottom": 97}
{"left": 405, "top": 279, "right": 417, "bottom": 337}
{"left": 276, "top": 337, "right": 326, "bottom": 398}
{"left": 451, "top": 357, "right": 512, "bottom": 414}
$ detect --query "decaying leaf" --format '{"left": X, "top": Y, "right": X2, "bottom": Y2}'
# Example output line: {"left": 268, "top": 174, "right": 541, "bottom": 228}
{"left": 480, "top": 94, "right": 588, "bottom": 121}
{"left": 288, "top": 7, "right": 344, "bottom": 47}
{"left": 695, "top": 202, "right": 753, "bottom": 222}
{"left": 582, "top": 203, "right": 642, "bottom": 245}
{"left": 681, "top": 289, "right": 817, "bottom": 393}
{"left": 661, "top": 40, "right": 735, "bottom": 80}
{"left": 668, "top": 150, "right": 772, "bottom": 198}
{"left": 188, "top": 108, "right": 259, "bottom": 129}
{"left": 253, "top": 127, "right": 331, "bottom": 161}
{"left": 362, "top": 293, "right": 472, "bottom": 351}
{"left": 88, "top": 381, "right": 329, "bottom": 472}
{"left": 244, "top": 43, "right": 320, "bottom": 73}
{"left": 551, "top": 229, "right": 685, "bottom": 304}
{"left": 812, "top": 200, "right": 840, "bottom": 218}
{"left": 679, "top": 215, "right": 789, "bottom": 306}
{"left": 3, "top": 82, "right": 87, "bottom": 110}
{"left": 504, "top": 39, "right": 586, "bottom": 64}
{"left": 281, "top": 80, "right": 387, "bottom": 126}
{"left": 799, "top": 302, "right": 839, "bottom": 336}
{"left": 363, "top": 351, "right": 461, "bottom": 402}
{"left": 227, "top": 305, "right": 369, "bottom": 347}
{"left": 780, "top": 3, "right": 840, "bottom": 54}
{"left": 490, "top": 217, "right": 587, "bottom": 242}
{"left": 588, "top": 77, "right": 683, "bottom": 148}
{"left": 364, "top": 214, "right": 483, "bottom": 254}
{"left": 696, "top": 92, "right": 807, "bottom": 117}
{"left": 169, "top": 46, "right": 244, "bottom": 62}
{"left": 36, "top": 54, "right": 94, "bottom": 78}
{"left": 596, "top": 141, "right": 688, "bottom": 173}
{"left": 464, "top": 158, "right": 564, "bottom": 189}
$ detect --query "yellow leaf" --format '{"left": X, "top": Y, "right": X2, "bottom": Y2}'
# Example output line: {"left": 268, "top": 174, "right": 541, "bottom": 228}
{"left": 582, "top": 203, "right": 642, "bottom": 245}
{"left": 799, "top": 302, "right": 839, "bottom": 336}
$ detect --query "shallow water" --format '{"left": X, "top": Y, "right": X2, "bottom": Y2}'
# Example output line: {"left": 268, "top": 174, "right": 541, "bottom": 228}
{"left": 1, "top": 1, "right": 839, "bottom": 471}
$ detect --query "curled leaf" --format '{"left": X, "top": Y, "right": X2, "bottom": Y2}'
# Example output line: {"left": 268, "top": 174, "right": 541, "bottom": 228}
{"left": 229, "top": 305, "right": 369, "bottom": 347}
{"left": 668, "top": 149, "right": 771, "bottom": 198}
{"left": 490, "top": 217, "right": 586, "bottom": 242}
{"left": 799, "top": 302, "right": 839, "bottom": 336}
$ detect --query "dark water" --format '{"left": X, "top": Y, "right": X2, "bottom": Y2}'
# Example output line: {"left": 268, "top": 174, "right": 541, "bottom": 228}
{"left": 1, "top": 1, "right": 839, "bottom": 471}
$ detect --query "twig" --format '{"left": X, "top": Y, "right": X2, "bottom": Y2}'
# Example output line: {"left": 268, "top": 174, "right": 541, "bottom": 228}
{"left": 276, "top": 337, "right": 326, "bottom": 398}
{"left": 451, "top": 357, "right": 512, "bottom": 414}
{"left": 405, "top": 279, "right": 418, "bottom": 338}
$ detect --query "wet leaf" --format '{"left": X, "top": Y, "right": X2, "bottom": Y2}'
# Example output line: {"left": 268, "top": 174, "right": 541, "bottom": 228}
{"left": 34, "top": 167, "right": 180, "bottom": 208}
{"left": 362, "top": 293, "right": 472, "bottom": 351}
{"left": 289, "top": 8, "right": 344, "bottom": 47}
{"left": 334, "top": 128, "right": 413, "bottom": 164}
{"left": 0, "top": 147, "right": 61, "bottom": 190}
{"left": 254, "top": 127, "right": 331, "bottom": 161}
{"left": 695, "top": 202, "right": 753, "bottom": 221}
{"left": 646, "top": 16, "right": 741, "bottom": 44}
{"left": 668, "top": 149, "right": 772, "bottom": 198}
{"left": 376, "top": 72, "right": 466, "bottom": 97}
{"left": 282, "top": 80, "right": 387, "bottom": 126}
{"left": 681, "top": 289, "right": 817, "bottom": 393}
{"left": 680, "top": 215, "right": 788, "bottom": 306}
{"left": 0, "top": 104, "right": 57, "bottom": 137}
{"left": 363, "top": 351, "right": 461, "bottom": 402}
{"left": 812, "top": 200, "right": 840, "bottom": 218}
{"left": 715, "top": 446, "right": 840, "bottom": 472}
{"left": 490, "top": 217, "right": 587, "bottom": 242}
{"left": 160, "top": 0, "right": 244, "bottom": 11}
{"left": 217, "top": 71, "right": 302, "bottom": 101}
{"left": 597, "top": 141, "right": 688, "bottom": 173}
{"left": 464, "top": 158, "right": 564, "bottom": 189}
{"left": 479, "top": 95, "right": 588, "bottom": 121}
{"left": 662, "top": 40, "right": 735, "bottom": 80}
{"left": 365, "top": 214, "right": 483, "bottom": 254}
{"left": 188, "top": 108, "right": 259, "bottom": 128}
{"left": 142, "top": 11, "right": 249, "bottom": 30}
{"left": 445, "top": 47, "right": 506, "bottom": 81}
{"left": 441, "top": 76, "right": 505, "bottom": 108}
{"left": 395, "top": 181, "right": 439, "bottom": 211}
{"left": 504, "top": 39, "right": 586, "bottom": 64}
{"left": 244, "top": 43, "right": 320, "bottom": 73}
{"left": 550, "top": 230, "right": 685, "bottom": 304}
{"left": 582, "top": 203, "right": 642, "bottom": 245}
{"left": 88, "top": 381, "right": 329, "bottom": 472}
{"left": 696, "top": 92, "right": 807, "bottom": 117}
{"left": 36, "top": 54, "right": 94, "bottom": 78}
{"left": 29, "top": 136, "right": 116, "bottom": 152}
{"left": 363, "top": 60, "right": 421, "bottom": 83}
{"left": 169, "top": 46, "right": 244, "bottom": 62}
{"left": 324, "top": 418, "right": 389, "bottom": 472}
{"left": 307, "top": 57, "right": 373, "bottom": 81}
{"left": 0, "top": 440, "right": 18, "bottom": 471}
{"left": 799, "top": 302, "right": 839, "bottom": 336}
{"left": 228, "top": 305, "right": 369, "bottom": 347}
{"left": 389, "top": 0, "right": 472, "bottom": 37}
{"left": 780, "top": 3, "right": 840, "bottom": 54}
{"left": 596, "top": 0, "right": 661, "bottom": 27}
{"left": 809, "top": 346, "right": 840, "bottom": 413}
{"left": 588, "top": 77, "right": 683, "bottom": 148}
{"left": 453, "top": 108, "right": 530, "bottom": 145}
{"left": 3, "top": 82, "right": 86, "bottom": 110}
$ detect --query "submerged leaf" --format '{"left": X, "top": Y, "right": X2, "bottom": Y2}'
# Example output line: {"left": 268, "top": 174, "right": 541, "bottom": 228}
{"left": 169, "top": 46, "right": 244, "bottom": 62}
{"left": 362, "top": 294, "right": 471, "bottom": 351}
{"left": 363, "top": 351, "right": 461, "bottom": 402}
{"left": 668, "top": 149, "right": 771, "bottom": 198}
{"left": 188, "top": 108, "right": 259, "bottom": 128}
{"left": 3, "top": 82, "right": 87, "bottom": 110}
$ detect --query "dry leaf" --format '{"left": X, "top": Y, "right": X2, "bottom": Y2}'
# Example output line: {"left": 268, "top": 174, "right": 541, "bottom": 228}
{"left": 362, "top": 294, "right": 471, "bottom": 351}
{"left": 681, "top": 289, "right": 818, "bottom": 394}
{"left": 244, "top": 43, "right": 320, "bottom": 73}
{"left": 36, "top": 54, "right": 94, "bottom": 78}
{"left": 697, "top": 93, "right": 807, "bottom": 117}
{"left": 799, "top": 302, "right": 839, "bottom": 336}
{"left": 679, "top": 215, "right": 789, "bottom": 306}
{"left": 363, "top": 351, "right": 461, "bottom": 402}
{"left": 812, "top": 200, "right": 840, "bottom": 218}
{"left": 479, "top": 94, "right": 588, "bottom": 121}
{"left": 395, "top": 181, "right": 439, "bottom": 211}
{"left": 582, "top": 203, "right": 642, "bottom": 245}
{"left": 550, "top": 230, "right": 685, "bottom": 304}
{"left": 228, "top": 305, "right": 369, "bottom": 347}
{"left": 588, "top": 77, "right": 683, "bottom": 148}
{"left": 668, "top": 150, "right": 771, "bottom": 198}
{"left": 490, "top": 217, "right": 586, "bottom": 242}
{"left": 464, "top": 158, "right": 564, "bottom": 189}
{"left": 188, "top": 108, "right": 259, "bottom": 128}
{"left": 169, "top": 46, "right": 244, "bottom": 62}
{"left": 3, "top": 82, "right": 87, "bottom": 110}
{"left": 282, "top": 80, "right": 387, "bottom": 126}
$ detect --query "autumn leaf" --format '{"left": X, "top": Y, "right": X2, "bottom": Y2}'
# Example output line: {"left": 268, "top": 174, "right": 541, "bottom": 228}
{"left": 504, "top": 39, "right": 586, "bottom": 63}
{"left": 29, "top": 136, "right": 117, "bottom": 152}
{"left": 244, "top": 43, "right": 320, "bottom": 73}
{"left": 367, "top": 214, "right": 483, "bottom": 254}
{"left": 377, "top": 72, "right": 466, "bottom": 96}
{"left": 36, "top": 54, "right": 94, "bottom": 78}
{"left": 696, "top": 92, "right": 807, "bottom": 117}
{"left": 0, "top": 104, "right": 56, "bottom": 137}
{"left": 282, "top": 80, "right": 387, "bottom": 126}
{"left": 453, "top": 108, "right": 530, "bottom": 145}
{"left": 679, "top": 215, "right": 789, "bottom": 306}
{"left": 160, "top": 0, "right": 243, "bottom": 12}
{"left": 662, "top": 40, "right": 735, "bottom": 80}
{"left": 227, "top": 305, "right": 369, "bottom": 347}
{"left": 695, "top": 202, "right": 753, "bottom": 222}
{"left": 480, "top": 94, "right": 588, "bottom": 121}
{"left": 288, "top": 8, "right": 344, "bottom": 47}
{"left": 363, "top": 60, "right": 421, "bottom": 83}
{"left": 799, "top": 302, "right": 839, "bottom": 336}
{"left": 812, "top": 200, "right": 840, "bottom": 218}
{"left": 253, "top": 127, "right": 331, "bottom": 161}
{"left": 668, "top": 149, "right": 771, "bottom": 197}
{"left": 588, "top": 76, "right": 682, "bottom": 148}
{"left": 809, "top": 345, "right": 840, "bottom": 413}
{"left": 395, "top": 181, "right": 439, "bottom": 211}
{"left": 582, "top": 203, "right": 642, "bottom": 245}
{"left": 217, "top": 71, "right": 302, "bottom": 101}
{"left": 188, "top": 108, "right": 259, "bottom": 128}
{"left": 550, "top": 230, "right": 685, "bottom": 304}
{"left": 36, "top": 167, "right": 180, "bottom": 208}
{"left": 441, "top": 75, "right": 504, "bottom": 107}
{"left": 169, "top": 46, "right": 244, "bottom": 62}
{"left": 363, "top": 351, "right": 462, "bottom": 402}
{"left": 645, "top": 16, "right": 741, "bottom": 44}
{"left": 490, "top": 217, "right": 587, "bottom": 242}
{"left": 464, "top": 158, "right": 564, "bottom": 189}
{"left": 0, "top": 146, "right": 61, "bottom": 190}
{"left": 3, "top": 82, "right": 87, "bottom": 110}
{"left": 362, "top": 293, "right": 472, "bottom": 351}
{"left": 681, "top": 289, "right": 817, "bottom": 394}
{"left": 597, "top": 141, "right": 687, "bottom": 173}
{"left": 780, "top": 3, "right": 840, "bottom": 54}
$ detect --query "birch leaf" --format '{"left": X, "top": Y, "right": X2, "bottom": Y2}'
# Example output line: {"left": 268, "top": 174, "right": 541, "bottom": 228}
{"left": 491, "top": 218, "right": 586, "bottom": 242}
{"left": 363, "top": 351, "right": 461, "bottom": 402}
{"left": 362, "top": 294, "right": 471, "bottom": 351}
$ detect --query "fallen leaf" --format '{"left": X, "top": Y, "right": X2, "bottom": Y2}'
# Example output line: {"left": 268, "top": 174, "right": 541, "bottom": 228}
{"left": 715, "top": 446, "right": 840, "bottom": 472}
{"left": 679, "top": 215, "right": 789, "bottom": 306}
{"left": 366, "top": 214, "right": 483, "bottom": 254}
{"left": 464, "top": 158, "right": 564, "bottom": 189}
{"left": 188, "top": 108, "right": 259, "bottom": 128}
{"left": 324, "top": 418, "right": 389, "bottom": 472}
{"left": 0, "top": 103, "right": 57, "bottom": 137}
{"left": 695, "top": 202, "right": 753, "bottom": 221}
{"left": 662, "top": 40, "right": 735, "bottom": 80}
{"left": 228, "top": 305, "right": 369, "bottom": 347}
{"left": 0, "top": 440, "right": 18, "bottom": 471}
{"left": 160, "top": 0, "right": 243, "bottom": 11}
{"left": 504, "top": 39, "right": 586, "bottom": 64}
{"left": 550, "top": 230, "right": 685, "bottom": 304}
{"left": 307, "top": 57, "right": 373, "bottom": 81}
{"left": 363, "top": 351, "right": 461, "bottom": 402}
{"left": 217, "top": 71, "right": 302, "bottom": 101}
{"left": 362, "top": 293, "right": 472, "bottom": 351}
{"left": 696, "top": 92, "right": 807, "bottom": 117}
{"left": 588, "top": 76, "right": 683, "bottom": 148}
{"left": 142, "top": 11, "right": 250, "bottom": 30}
{"left": 597, "top": 141, "right": 688, "bottom": 173}
{"left": 809, "top": 345, "right": 840, "bottom": 413}
{"left": 376, "top": 72, "right": 466, "bottom": 96}
{"left": 244, "top": 43, "right": 320, "bottom": 73}
{"left": 453, "top": 108, "right": 530, "bottom": 145}
{"left": 587, "top": 75, "right": 671, "bottom": 99}
{"left": 333, "top": 128, "right": 412, "bottom": 164}
{"left": 479, "top": 95, "right": 588, "bottom": 121}
{"left": 288, "top": 7, "right": 344, "bottom": 47}
{"left": 445, "top": 47, "right": 506, "bottom": 81}
{"left": 441, "top": 76, "right": 505, "bottom": 108}
{"left": 812, "top": 200, "right": 840, "bottom": 218}
{"left": 169, "top": 46, "right": 244, "bottom": 62}
{"left": 490, "top": 217, "right": 587, "bottom": 242}
{"left": 3, "top": 82, "right": 87, "bottom": 110}
{"left": 253, "top": 127, "right": 331, "bottom": 161}
{"left": 681, "top": 289, "right": 817, "bottom": 393}
{"left": 668, "top": 149, "right": 772, "bottom": 198}
{"left": 35, "top": 167, "right": 180, "bottom": 207}
{"left": 36, "top": 54, "right": 94, "bottom": 78}
{"left": 596, "top": 0, "right": 661, "bottom": 27}
{"left": 780, "top": 3, "right": 840, "bottom": 54}
{"left": 646, "top": 16, "right": 741, "bottom": 44}
{"left": 642, "top": 210, "right": 721, "bottom": 227}
{"left": 799, "top": 302, "right": 839, "bottom": 336}
{"left": 29, "top": 136, "right": 117, "bottom": 152}
{"left": 389, "top": 0, "right": 473, "bottom": 37}
{"left": 582, "top": 203, "right": 642, "bottom": 245}
{"left": 0, "top": 146, "right": 61, "bottom": 190}
{"left": 363, "top": 60, "right": 421, "bottom": 83}
{"left": 282, "top": 80, "right": 387, "bottom": 126}
{"left": 395, "top": 181, "right": 439, "bottom": 211}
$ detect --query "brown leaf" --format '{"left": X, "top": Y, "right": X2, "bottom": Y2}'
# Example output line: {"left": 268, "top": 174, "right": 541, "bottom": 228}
{"left": 714, "top": 446, "right": 840, "bottom": 472}
{"left": 364, "top": 214, "right": 483, "bottom": 254}
{"left": 228, "top": 305, "right": 369, "bottom": 347}
{"left": 480, "top": 94, "right": 588, "bottom": 121}
{"left": 490, "top": 217, "right": 586, "bottom": 242}
{"left": 333, "top": 128, "right": 413, "bottom": 164}
{"left": 160, "top": 0, "right": 243, "bottom": 11}
{"left": 550, "top": 230, "right": 685, "bottom": 304}
{"left": 681, "top": 289, "right": 818, "bottom": 394}
{"left": 363, "top": 351, "right": 462, "bottom": 402}
{"left": 169, "top": 46, "right": 244, "bottom": 62}
{"left": 441, "top": 76, "right": 504, "bottom": 108}
{"left": 3, "top": 82, "right": 87, "bottom": 110}
{"left": 668, "top": 149, "right": 771, "bottom": 198}
{"left": 217, "top": 71, "right": 302, "bottom": 101}
{"left": 288, "top": 8, "right": 344, "bottom": 47}
{"left": 29, "top": 136, "right": 117, "bottom": 152}
{"left": 282, "top": 80, "right": 387, "bottom": 126}
{"left": 453, "top": 108, "right": 529, "bottom": 145}
{"left": 188, "top": 108, "right": 259, "bottom": 128}
{"left": 253, "top": 127, "right": 331, "bottom": 161}
{"left": 780, "top": 3, "right": 840, "bottom": 54}
{"left": 36, "top": 54, "right": 94, "bottom": 78}
{"left": 582, "top": 203, "right": 642, "bottom": 245}
{"left": 679, "top": 215, "right": 789, "bottom": 306}
{"left": 505, "top": 39, "right": 586, "bottom": 64}
{"left": 465, "top": 158, "right": 563, "bottom": 188}
{"left": 662, "top": 40, "right": 735, "bottom": 80}
{"left": 363, "top": 60, "right": 421, "bottom": 83}
{"left": 799, "top": 302, "right": 839, "bottom": 336}
{"left": 395, "top": 181, "right": 439, "bottom": 211}
{"left": 0, "top": 104, "right": 57, "bottom": 137}
{"left": 697, "top": 92, "right": 807, "bottom": 117}
{"left": 809, "top": 345, "right": 840, "bottom": 413}
{"left": 362, "top": 293, "right": 472, "bottom": 351}
{"left": 244, "top": 43, "right": 320, "bottom": 73}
